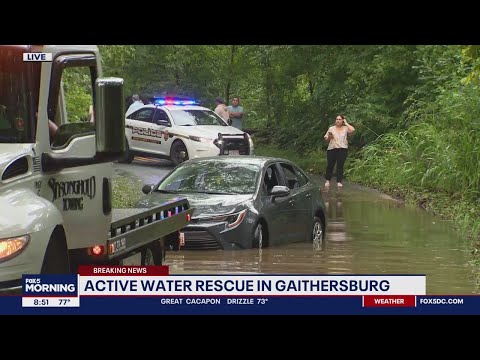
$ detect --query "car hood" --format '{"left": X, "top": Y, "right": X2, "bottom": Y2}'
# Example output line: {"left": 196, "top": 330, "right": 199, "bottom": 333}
{"left": 137, "top": 191, "right": 252, "bottom": 217}
{"left": 176, "top": 125, "right": 245, "bottom": 139}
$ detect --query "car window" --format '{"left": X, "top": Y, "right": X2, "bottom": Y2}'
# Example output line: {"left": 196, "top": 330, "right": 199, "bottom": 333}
{"left": 262, "top": 164, "right": 282, "bottom": 195}
{"left": 153, "top": 109, "right": 170, "bottom": 123}
{"left": 157, "top": 161, "right": 260, "bottom": 194}
{"left": 279, "top": 163, "right": 302, "bottom": 190}
{"left": 293, "top": 165, "right": 309, "bottom": 186}
{"left": 169, "top": 109, "right": 227, "bottom": 126}
{"left": 131, "top": 108, "right": 154, "bottom": 122}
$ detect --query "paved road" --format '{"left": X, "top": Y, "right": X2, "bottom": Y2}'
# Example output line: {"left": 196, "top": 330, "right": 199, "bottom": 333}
{"left": 113, "top": 156, "right": 174, "bottom": 187}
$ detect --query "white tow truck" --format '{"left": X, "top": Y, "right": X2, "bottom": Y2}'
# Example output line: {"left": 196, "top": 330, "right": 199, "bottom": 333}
{"left": 0, "top": 45, "right": 193, "bottom": 293}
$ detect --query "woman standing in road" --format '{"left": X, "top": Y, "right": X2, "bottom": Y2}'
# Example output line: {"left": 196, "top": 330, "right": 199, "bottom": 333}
{"left": 324, "top": 115, "right": 355, "bottom": 188}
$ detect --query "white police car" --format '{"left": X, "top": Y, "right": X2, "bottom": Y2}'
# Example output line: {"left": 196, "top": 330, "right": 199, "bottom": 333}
{"left": 120, "top": 97, "right": 254, "bottom": 166}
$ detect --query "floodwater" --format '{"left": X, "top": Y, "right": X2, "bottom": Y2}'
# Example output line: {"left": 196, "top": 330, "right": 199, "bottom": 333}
{"left": 113, "top": 161, "right": 478, "bottom": 295}
{"left": 165, "top": 183, "right": 478, "bottom": 295}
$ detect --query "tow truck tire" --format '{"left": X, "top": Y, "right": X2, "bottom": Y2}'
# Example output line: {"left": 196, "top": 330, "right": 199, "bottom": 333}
{"left": 141, "top": 240, "right": 164, "bottom": 265}
{"left": 170, "top": 140, "right": 189, "bottom": 166}
{"left": 41, "top": 229, "right": 70, "bottom": 274}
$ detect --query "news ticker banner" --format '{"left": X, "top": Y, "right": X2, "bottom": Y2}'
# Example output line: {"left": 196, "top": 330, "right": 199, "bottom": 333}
{"left": 0, "top": 266, "right": 478, "bottom": 314}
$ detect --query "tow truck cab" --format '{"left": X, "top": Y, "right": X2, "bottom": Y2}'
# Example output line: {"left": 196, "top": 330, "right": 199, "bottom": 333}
{"left": 0, "top": 45, "right": 193, "bottom": 292}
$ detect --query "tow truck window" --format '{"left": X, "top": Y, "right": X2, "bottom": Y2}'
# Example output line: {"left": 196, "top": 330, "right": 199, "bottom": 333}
{"left": 0, "top": 46, "right": 40, "bottom": 143}
{"left": 48, "top": 53, "right": 97, "bottom": 148}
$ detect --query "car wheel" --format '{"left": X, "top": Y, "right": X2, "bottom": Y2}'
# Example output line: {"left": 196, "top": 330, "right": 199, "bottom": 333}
{"left": 252, "top": 222, "right": 266, "bottom": 249}
{"left": 170, "top": 141, "right": 189, "bottom": 166}
{"left": 312, "top": 216, "right": 324, "bottom": 250}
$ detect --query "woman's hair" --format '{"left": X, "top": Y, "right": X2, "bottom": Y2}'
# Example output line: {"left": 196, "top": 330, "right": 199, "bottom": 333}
{"left": 336, "top": 114, "right": 345, "bottom": 120}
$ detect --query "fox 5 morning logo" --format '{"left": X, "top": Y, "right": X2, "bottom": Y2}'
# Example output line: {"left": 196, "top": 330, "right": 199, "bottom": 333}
{"left": 22, "top": 275, "right": 78, "bottom": 296}
{"left": 23, "top": 53, "right": 52, "bottom": 62}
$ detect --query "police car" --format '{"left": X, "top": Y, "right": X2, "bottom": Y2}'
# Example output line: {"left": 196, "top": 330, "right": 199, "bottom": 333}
{"left": 121, "top": 97, "right": 254, "bottom": 165}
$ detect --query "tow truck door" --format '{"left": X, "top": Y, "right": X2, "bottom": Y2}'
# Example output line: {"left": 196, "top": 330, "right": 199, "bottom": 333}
{"left": 41, "top": 51, "right": 112, "bottom": 250}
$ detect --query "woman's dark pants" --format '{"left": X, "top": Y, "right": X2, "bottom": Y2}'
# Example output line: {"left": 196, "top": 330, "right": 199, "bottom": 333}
{"left": 325, "top": 148, "right": 348, "bottom": 182}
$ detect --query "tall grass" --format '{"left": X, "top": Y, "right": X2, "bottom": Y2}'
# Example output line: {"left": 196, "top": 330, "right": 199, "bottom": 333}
{"left": 347, "top": 87, "right": 480, "bottom": 248}
{"left": 254, "top": 145, "right": 328, "bottom": 175}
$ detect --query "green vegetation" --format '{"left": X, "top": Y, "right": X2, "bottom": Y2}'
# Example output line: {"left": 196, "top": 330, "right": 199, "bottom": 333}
{"left": 94, "top": 44, "right": 479, "bottom": 261}
{"left": 112, "top": 177, "right": 144, "bottom": 208}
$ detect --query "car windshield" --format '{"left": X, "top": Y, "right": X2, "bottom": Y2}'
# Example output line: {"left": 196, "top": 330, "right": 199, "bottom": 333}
{"left": 0, "top": 46, "right": 40, "bottom": 143}
{"left": 157, "top": 161, "right": 260, "bottom": 194}
{"left": 169, "top": 109, "right": 227, "bottom": 126}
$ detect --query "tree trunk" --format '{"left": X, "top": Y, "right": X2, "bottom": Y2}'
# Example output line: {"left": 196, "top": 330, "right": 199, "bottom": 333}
{"left": 225, "top": 45, "right": 237, "bottom": 102}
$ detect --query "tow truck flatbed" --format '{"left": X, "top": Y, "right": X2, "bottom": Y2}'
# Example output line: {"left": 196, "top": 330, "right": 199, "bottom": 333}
{"left": 108, "top": 197, "right": 193, "bottom": 260}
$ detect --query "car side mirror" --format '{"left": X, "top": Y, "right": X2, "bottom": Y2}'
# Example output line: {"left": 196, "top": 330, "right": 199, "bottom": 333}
{"left": 270, "top": 185, "right": 290, "bottom": 201}
{"left": 142, "top": 184, "right": 154, "bottom": 194}
{"left": 156, "top": 120, "right": 170, "bottom": 127}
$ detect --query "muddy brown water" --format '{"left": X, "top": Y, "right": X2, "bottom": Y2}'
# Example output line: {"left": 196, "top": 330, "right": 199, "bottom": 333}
{"left": 115, "top": 161, "right": 478, "bottom": 295}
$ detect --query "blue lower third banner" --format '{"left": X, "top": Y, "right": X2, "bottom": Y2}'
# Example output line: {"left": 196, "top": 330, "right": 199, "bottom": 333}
{"left": 1, "top": 295, "right": 479, "bottom": 315}
{"left": 0, "top": 267, "right": 477, "bottom": 314}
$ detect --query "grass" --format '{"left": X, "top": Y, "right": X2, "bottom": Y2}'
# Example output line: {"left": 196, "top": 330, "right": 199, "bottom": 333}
{"left": 255, "top": 144, "right": 329, "bottom": 175}
{"left": 256, "top": 140, "right": 480, "bottom": 289}
{"left": 112, "top": 177, "right": 145, "bottom": 208}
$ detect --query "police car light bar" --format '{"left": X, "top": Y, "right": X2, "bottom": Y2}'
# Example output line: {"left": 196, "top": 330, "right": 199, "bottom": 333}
{"left": 153, "top": 97, "right": 200, "bottom": 106}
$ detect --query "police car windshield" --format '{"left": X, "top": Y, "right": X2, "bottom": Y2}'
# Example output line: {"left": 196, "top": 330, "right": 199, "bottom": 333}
{"left": 170, "top": 109, "right": 227, "bottom": 126}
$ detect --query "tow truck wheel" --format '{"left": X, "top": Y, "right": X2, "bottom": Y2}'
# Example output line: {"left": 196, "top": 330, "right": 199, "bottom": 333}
{"left": 170, "top": 140, "right": 189, "bottom": 166}
{"left": 41, "top": 229, "right": 70, "bottom": 274}
{"left": 141, "top": 240, "right": 164, "bottom": 265}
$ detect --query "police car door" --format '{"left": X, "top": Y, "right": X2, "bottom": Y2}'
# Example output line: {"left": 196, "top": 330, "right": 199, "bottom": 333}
{"left": 150, "top": 108, "right": 172, "bottom": 157}
{"left": 126, "top": 108, "right": 155, "bottom": 153}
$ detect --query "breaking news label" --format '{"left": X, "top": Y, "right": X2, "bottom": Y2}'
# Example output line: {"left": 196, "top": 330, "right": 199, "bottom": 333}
{"left": 8, "top": 266, "right": 476, "bottom": 314}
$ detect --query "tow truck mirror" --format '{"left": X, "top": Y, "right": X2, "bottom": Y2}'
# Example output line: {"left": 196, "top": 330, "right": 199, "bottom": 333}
{"left": 95, "top": 77, "right": 125, "bottom": 158}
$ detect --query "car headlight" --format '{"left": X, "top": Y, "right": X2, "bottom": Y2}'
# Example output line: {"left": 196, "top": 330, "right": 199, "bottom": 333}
{"left": 0, "top": 235, "right": 30, "bottom": 263}
{"left": 197, "top": 209, "right": 247, "bottom": 229}
{"left": 189, "top": 135, "right": 212, "bottom": 143}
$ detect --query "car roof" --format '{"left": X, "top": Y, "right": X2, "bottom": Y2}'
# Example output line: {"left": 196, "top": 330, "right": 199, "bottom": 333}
{"left": 139, "top": 104, "right": 211, "bottom": 111}
{"left": 180, "top": 156, "right": 301, "bottom": 168}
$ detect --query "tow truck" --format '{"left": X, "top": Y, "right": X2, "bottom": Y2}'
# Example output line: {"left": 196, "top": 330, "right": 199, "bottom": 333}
{"left": 0, "top": 45, "right": 193, "bottom": 293}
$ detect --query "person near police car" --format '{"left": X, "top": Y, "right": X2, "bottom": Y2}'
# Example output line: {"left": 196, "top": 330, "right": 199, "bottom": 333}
{"left": 126, "top": 94, "right": 144, "bottom": 117}
{"left": 214, "top": 97, "right": 230, "bottom": 123}
{"left": 228, "top": 96, "right": 244, "bottom": 130}
{"left": 323, "top": 114, "right": 355, "bottom": 188}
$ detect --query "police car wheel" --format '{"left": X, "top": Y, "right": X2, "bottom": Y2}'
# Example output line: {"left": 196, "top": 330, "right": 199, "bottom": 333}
{"left": 170, "top": 141, "right": 189, "bottom": 166}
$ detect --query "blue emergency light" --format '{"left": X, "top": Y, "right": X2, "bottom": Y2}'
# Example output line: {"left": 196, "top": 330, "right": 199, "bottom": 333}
{"left": 153, "top": 97, "right": 200, "bottom": 106}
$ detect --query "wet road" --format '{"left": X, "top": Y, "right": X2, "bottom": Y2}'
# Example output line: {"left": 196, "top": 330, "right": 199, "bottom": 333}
{"left": 114, "top": 157, "right": 478, "bottom": 295}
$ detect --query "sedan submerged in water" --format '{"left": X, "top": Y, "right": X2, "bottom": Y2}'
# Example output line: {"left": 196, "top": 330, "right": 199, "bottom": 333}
{"left": 138, "top": 156, "right": 327, "bottom": 250}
